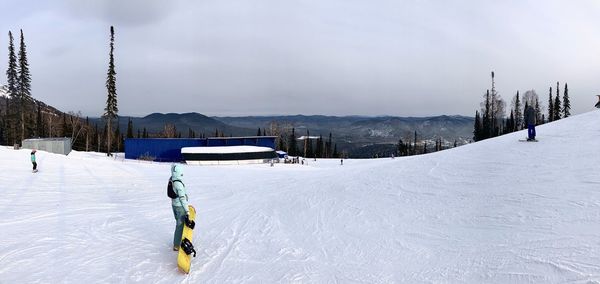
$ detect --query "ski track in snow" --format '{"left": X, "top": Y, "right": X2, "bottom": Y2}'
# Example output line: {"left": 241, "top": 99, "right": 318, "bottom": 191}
{"left": 1, "top": 111, "right": 600, "bottom": 283}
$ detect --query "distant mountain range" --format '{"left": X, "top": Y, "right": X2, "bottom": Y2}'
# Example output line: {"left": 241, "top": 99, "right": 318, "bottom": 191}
{"left": 1, "top": 85, "right": 475, "bottom": 157}
{"left": 98, "top": 113, "right": 474, "bottom": 157}
{"left": 215, "top": 115, "right": 474, "bottom": 157}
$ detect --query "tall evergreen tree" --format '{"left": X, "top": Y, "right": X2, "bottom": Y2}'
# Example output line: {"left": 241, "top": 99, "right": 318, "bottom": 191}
{"left": 316, "top": 134, "right": 323, "bottom": 158}
{"left": 17, "top": 29, "right": 32, "bottom": 143}
{"left": 103, "top": 26, "right": 118, "bottom": 156}
{"left": 547, "top": 87, "right": 554, "bottom": 122}
{"left": 507, "top": 110, "right": 514, "bottom": 133}
{"left": 126, "top": 118, "right": 134, "bottom": 138}
{"left": 562, "top": 83, "right": 570, "bottom": 118}
{"left": 288, "top": 128, "right": 298, "bottom": 156}
{"left": 6, "top": 31, "right": 18, "bottom": 144}
{"left": 413, "top": 131, "right": 417, "bottom": 155}
{"left": 553, "top": 82, "right": 561, "bottom": 121}
{"left": 482, "top": 90, "right": 492, "bottom": 140}
{"left": 305, "top": 130, "right": 313, "bottom": 158}
{"left": 36, "top": 104, "right": 43, "bottom": 137}
{"left": 513, "top": 91, "right": 522, "bottom": 130}
{"left": 473, "top": 110, "right": 482, "bottom": 141}
{"left": 256, "top": 128, "right": 261, "bottom": 136}
{"left": 278, "top": 134, "right": 284, "bottom": 151}
{"left": 327, "top": 133, "right": 332, "bottom": 158}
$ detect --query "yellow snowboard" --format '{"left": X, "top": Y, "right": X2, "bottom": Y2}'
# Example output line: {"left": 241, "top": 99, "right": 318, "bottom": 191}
{"left": 177, "top": 205, "right": 196, "bottom": 273}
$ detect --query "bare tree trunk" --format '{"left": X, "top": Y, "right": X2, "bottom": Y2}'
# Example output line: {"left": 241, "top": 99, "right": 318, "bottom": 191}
{"left": 106, "top": 117, "right": 112, "bottom": 156}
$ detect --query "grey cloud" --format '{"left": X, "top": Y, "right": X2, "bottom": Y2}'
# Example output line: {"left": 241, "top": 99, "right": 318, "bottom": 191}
{"left": 60, "top": 0, "right": 181, "bottom": 26}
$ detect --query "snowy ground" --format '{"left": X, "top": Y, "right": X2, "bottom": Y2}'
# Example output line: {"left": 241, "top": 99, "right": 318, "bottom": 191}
{"left": 2, "top": 111, "right": 600, "bottom": 283}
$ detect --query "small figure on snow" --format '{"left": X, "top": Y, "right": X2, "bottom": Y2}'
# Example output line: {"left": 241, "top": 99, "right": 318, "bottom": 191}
{"left": 524, "top": 105, "right": 536, "bottom": 141}
{"left": 169, "top": 164, "right": 190, "bottom": 251}
{"left": 595, "top": 95, "right": 600, "bottom": 108}
{"left": 340, "top": 158, "right": 344, "bottom": 166}
{"left": 31, "top": 149, "right": 38, "bottom": 172}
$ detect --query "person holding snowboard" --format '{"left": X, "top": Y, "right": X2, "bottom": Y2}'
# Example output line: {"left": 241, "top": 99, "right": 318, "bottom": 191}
{"left": 170, "top": 164, "right": 190, "bottom": 251}
{"left": 31, "top": 149, "right": 38, "bottom": 172}
{"left": 524, "top": 105, "right": 536, "bottom": 141}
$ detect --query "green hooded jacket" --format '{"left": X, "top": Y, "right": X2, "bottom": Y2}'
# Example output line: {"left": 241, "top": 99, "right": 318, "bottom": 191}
{"left": 170, "top": 164, "right": 190, "bottom": 214}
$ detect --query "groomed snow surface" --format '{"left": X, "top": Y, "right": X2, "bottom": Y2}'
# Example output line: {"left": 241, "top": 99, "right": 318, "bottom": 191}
{"left": 2, "top": 111, "right": 600, "bottom": 283}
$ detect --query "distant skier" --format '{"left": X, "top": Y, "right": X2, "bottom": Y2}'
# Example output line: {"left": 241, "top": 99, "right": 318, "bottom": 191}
{"left": 169, "top": 164, "right": 190, "bottom": 251}
{"left": 595, "top": 95, "right": 600, "bottom": 108}
{"left": 524, "top": 105, "right": 536, "bottom": 141}
{"left": 31, "top": 149, "right": 37, "bottom": 173}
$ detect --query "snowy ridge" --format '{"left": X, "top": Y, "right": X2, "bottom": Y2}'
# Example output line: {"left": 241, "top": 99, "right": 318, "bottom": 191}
{"left": 1, "top": 111, "right": 600, "bottom": 283}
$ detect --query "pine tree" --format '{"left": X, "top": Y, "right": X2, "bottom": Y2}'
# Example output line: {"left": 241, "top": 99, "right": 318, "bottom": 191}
{"left": 317, "top": 135, "right": 324, "bottom": 158}
{"left": 6, "top": 31, "right": 18, "bottom": 144}
{"left": 126, "top": 118, "right": 134, "bottom": 138}
{"left": 103, "top": 26, "right": 118, "bottom": 156}
{"left": 143, "top": 127, "right": 147, "bottom": 138}
{"left": 548, "top": 87, "right": 554, "bottom": 122}
{"left": 333, "top": 143, "right": 338, "bottom": 158}
{"left": 305, "top": 130, "right": 313, "bottom": 158}
{"left": 514, "top": 91, "right": 522, "bottom": 130}
{"left": 553, "top": 82, "right": 561, "bottom": 121}
{"left": 288, "top": 128, "right": 297, "bottom": 156}
{"left": 278, "top": 134, "right": 284, "bottom": 151}
{"left": 327, "top": 133, "right": 332, "bottom": 158}
{"left": 482, "top": 90, "right": 491, "bottom": 140}
{"left": 17, "top": 29, "right": 32, "bottom": 143}
{"left": 473, "top": 110, "right": 482, "bottom": 141}
{"left": 256, "top": 128, "right": 261, "bottom": 136}
{"left": 36, "top": 104, "right": 44, "bottom": 137}
{"left": 562, "top": 83, "right": 570, "bottom": 118}
{"left": 413, "top": 131, "right": 417, "bottom": 155}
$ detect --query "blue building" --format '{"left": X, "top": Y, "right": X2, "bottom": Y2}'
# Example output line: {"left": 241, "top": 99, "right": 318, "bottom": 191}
{"left": 124, "top": 136, "right": 277, "bottom": 162}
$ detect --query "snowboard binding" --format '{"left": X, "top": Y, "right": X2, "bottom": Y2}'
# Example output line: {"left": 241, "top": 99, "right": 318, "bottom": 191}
{"left": 180, "top": 238, "right": 196, "bottom": 257}
{"left": 184, "top": 215, "right": 195, "bottom": 230}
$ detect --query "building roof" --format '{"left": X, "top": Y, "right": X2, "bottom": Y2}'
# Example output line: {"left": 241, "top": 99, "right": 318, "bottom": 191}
{"left": 181, "top": 146, "right": 275, "bottom": 154}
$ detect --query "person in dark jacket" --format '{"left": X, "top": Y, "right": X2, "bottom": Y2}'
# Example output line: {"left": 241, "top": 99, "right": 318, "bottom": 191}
{"left": 524, "top": 105, "right": 536, "bottom": 141}
{"left": 595, "top": 95, "right": 600, "bottom": 108}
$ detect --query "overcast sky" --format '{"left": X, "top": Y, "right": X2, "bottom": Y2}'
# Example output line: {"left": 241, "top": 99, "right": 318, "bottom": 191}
{"left": 1, "top": 0, "right": 599, "bottom": 117}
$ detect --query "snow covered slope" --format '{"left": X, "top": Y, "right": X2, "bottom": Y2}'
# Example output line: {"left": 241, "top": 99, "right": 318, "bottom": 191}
{"left": 1, "top": 111, "right": 600, "bottom": 283}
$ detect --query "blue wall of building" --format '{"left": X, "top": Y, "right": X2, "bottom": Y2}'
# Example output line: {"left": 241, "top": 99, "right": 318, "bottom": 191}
{"left": 125, "top": 137, "right": 276, "bottom": 162}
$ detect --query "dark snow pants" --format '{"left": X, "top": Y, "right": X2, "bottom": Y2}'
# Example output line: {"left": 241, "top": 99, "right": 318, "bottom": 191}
{"left": 527, "top": 124, "right": 536, "bottom": 140}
